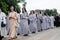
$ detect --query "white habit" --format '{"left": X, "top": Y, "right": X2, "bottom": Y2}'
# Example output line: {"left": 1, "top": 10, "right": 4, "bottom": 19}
{"left": 42, "top": 15, "right": 47, "bottom": 30}
{"left": 29, "top": 14, "right": 37, "bottom": 33}
{"left": 20, "top": 12, "right": 30, "bottom": 35}
{"left": 0, "top": 12, "right": 7, "bottom": 37}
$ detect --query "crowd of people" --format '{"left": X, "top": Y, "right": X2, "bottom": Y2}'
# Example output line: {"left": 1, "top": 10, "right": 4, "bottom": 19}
{"left": 0, "top": 5, "right": 59, "bottom": 40}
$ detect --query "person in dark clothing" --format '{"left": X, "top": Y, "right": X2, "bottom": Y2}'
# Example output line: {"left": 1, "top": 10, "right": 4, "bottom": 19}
{"left": 58, "top": 15, "right": 60, "bottom": 26}
{"left": 54, "top": 14, "right": 60, "bottom": 27}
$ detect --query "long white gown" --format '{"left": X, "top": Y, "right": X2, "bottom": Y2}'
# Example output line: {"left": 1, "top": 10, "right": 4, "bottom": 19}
{"left": 16, "top": 14, "right": 22, "bottom": 34}
{"left": 49, "top": 16, "right": 55, "bottom": 28}
{"left": 20, "top": 12, "right": 30, "bottom": 35}
{"left": 0, "top": 12, "right": 7, "bottom": 37}
{"left": 42, "top": 15, "right": 47, "bottom": 30}
{"left": 45, "top": 16, "right": 50, "bottom": 29}
{"left": 37, "top": 14, "right": 42, "bottom": 31}
{"left": 29, "top": 14, "right": 37, "bottom": 33}
{"left": 6, "top": 16, "right": 10, "bottom": 34}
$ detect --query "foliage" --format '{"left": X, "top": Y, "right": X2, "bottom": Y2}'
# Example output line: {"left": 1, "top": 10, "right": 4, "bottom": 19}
{"left": 23, "top": 2, "right": 27, "bottom": 8}
{"left": 0, "top": 0, "right": 25, "bottom": 15}
{"left": 45, "top": 9, "right": 57, "bottom": 16}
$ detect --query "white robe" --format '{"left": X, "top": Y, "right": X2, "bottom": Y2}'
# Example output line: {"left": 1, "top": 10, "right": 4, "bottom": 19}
{"left": 37, "top": 14, "right": 42, "bottom": 31}
{"left": 20, "top": 12, "right": 30, "bottom": 35}
{"left": 6, "top": 16, "right": 10, "bottom": 34}
{"left": 29, "top": 14, "right": 37, "bottom": 33}
{"left": 42, "top": 15, "right": 47, "bottom": 30}
{"left": 49, "top": 16, "right": 55, "bottom": 28}
{"left": 16, "top": 14, "right": 22, "bottom": 34}
{"left": 45, "top": 16, "right": 50, "bottom": 29}
{"left": 0, "top": 12, "right": 7, "bottom": 37}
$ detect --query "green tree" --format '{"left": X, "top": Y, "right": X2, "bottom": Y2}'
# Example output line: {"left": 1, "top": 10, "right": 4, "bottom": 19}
{"left": 0, "top": 0, "right": 25, "bottom": 15}
{"left": 52, "top": 9, "right": 57, "bottom": 16}
{"left": 0, "top": 1, "right": 8, "bottom": 14}
{"left": 45, "top": 9, "right": 51, "bottom": 14}
{"left": 23, "top": 2, "right": 27, "bottom": 8}
{"left": 45, "top": 9, "right": 57, "bottom": 16}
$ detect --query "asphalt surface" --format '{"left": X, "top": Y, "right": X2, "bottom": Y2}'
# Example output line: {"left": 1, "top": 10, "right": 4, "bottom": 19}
{"left": 2, "top": 27, "right": 60, "bottom": 40}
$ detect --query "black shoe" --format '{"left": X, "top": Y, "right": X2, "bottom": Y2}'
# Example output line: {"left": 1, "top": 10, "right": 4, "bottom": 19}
{"left": 41, "top": 29, "right": 43, "bottom": 31}
{"left": 23, "top": 34, "right": 28, "bottom": 36}
{"left": 0, "top": 36, "right": 4, "bottom": 40}
{"left": 38, "top": 30, "right": 40, "bottom": 32}
{"left": 7, "top": 33, "right": 9, "bottom": 35}
{"left": 0, "top": 35, "right": 3, "bottom": 40}
{"left": 17, "top": 33, "right": 20, "bottom": 35}
{"left": 1, "top": 36, "right": 4, "bottom": 38}
{"left": 32, "top": 32, "right": 35, "bottom": 33}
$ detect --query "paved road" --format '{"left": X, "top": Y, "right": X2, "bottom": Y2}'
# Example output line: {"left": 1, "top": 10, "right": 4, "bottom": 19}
{"left": 2, "top": 27, "right": 60, "bottom": 40}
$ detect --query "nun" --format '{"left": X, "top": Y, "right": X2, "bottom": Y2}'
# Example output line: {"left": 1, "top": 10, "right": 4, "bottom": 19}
{"left": 45, "top": 14, "right": 50, "bottom": 29}
{"left": 29, "top": 10, "right": 37, "bottom": 33}
{"left": 49, "top": 14, "right": 55, "bottom": 28}
{"left": 20, "top": 7, "right": 30, "bottom": 36}
{"left": 16, "top": 13, "right": 22, "bottom": 35}
{"left": 0, "top": 8, "right": 7, "bottom": 37}
{"left": 35, "top": 11, "right": 42, "bottom": 32}
{"left": 6, "top": 16, "right": 10, "bottom": 35}
{"left": 41, "top": 13, "right": 47, "bottom": 30}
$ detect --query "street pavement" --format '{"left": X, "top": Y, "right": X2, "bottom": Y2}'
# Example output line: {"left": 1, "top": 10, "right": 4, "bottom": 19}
{"left": 2, "top": 27, "right": 60, "bottom": 40}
